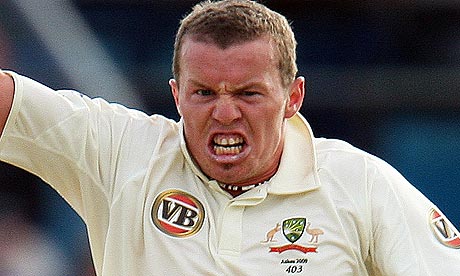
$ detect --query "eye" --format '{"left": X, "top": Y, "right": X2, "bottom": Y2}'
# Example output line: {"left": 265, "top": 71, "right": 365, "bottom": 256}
{"left": 241, "top": 91, "right": 261, "bottom": 97}
{"left": 242, "top": 91, "right": 258, "bottom": 96}
{"left": 196, "top": 89, "right": 213, "bottom": 96}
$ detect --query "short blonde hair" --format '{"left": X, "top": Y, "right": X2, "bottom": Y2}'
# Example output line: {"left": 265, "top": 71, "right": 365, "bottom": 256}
{"left": 173, "top": 0, "right": 298, "bottom": 88}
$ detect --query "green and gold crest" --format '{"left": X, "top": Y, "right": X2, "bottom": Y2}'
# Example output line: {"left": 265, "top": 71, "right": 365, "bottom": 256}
{"left": 282, "top": 217, "right": 306, "bottom": 243}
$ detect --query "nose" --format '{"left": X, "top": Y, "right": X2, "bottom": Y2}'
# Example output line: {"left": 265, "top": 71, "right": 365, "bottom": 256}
{"left": 211, "top": 96, "right": 242, "bottom": 125}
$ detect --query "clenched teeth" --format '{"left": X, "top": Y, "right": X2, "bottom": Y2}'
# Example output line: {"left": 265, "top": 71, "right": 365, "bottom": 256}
{"left": 213, "top": 135, "right": 244, "bottom": 155}
{"left": 214, "top": 145, "right": 243, "bottom": 155}
{"left": 213, "top": 136, "right": 243, "bottom": 146}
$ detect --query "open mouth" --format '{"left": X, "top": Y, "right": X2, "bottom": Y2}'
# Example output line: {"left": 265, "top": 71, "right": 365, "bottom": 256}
{"left": 212, "top": 134, "right": 245, "bottom": 155}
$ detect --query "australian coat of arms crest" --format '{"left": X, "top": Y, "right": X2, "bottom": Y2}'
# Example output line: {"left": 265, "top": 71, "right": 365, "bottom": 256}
{"left": 262, "top": 217, "right": 323, "bottom": 254}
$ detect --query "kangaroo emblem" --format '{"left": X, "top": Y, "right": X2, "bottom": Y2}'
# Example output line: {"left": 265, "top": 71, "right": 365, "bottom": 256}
{"left": 262, "top": 223, "right": 281, "bottom": 243}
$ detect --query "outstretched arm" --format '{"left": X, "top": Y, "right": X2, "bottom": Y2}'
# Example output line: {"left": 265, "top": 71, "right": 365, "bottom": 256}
{"left": 0, "top": 71, "right": 14, "bottom": 135}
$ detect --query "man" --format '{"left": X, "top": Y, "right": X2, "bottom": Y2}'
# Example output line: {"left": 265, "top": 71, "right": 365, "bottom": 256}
{"left": 0, "top": 0, "right": 459, "bottom": 275}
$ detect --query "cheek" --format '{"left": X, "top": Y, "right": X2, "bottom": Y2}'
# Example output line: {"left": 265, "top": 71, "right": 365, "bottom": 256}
{"left": 181, "top": 102, "right": 203, "bottom": 122}
{"left": 183, "top": 110, "right": 210, "bottom": 141}
{"left": 252, "top": 111, "right": 285, "bottom": 140}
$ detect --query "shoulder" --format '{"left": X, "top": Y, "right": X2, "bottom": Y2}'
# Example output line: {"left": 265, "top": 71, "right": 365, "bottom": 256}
{"left": 314, "top": 137, "right": 376, "bottom": 163}
{"left": 313, "top": 137, "right": 396, "bottom": 179}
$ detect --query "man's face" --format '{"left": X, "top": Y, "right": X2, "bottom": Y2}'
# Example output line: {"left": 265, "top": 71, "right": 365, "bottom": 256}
{"left": 170, "top": 37, "right": 304, "bottom": 186}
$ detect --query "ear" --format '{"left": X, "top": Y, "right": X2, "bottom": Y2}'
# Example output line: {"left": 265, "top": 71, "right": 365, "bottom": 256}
{"left": 284, "top": 76, "right": 305, "bottom": 119}
{"left": 169, "top": 79, "right": 182, "bottom": 116}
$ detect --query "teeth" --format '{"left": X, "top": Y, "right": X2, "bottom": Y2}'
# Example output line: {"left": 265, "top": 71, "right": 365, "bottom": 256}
{"left": 213, "top": 135, "right": 244, "bottom": 155}
{"left": 214, "top": 136, "right": 243, "bottom": 146}
{"left": 214, "top": 145, "right": 243, "bottom": 155}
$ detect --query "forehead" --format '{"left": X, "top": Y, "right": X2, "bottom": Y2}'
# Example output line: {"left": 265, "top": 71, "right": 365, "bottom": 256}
{"left": 179, "top": 37, "right": 279, "bottom": 84}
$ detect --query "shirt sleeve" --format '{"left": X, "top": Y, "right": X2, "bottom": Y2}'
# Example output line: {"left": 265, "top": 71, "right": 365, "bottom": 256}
{"left": 0, "top": 72, "right": 152, "bottom": 221}
{"left": 368, "top": 157, "right": 460, "bottom": 275}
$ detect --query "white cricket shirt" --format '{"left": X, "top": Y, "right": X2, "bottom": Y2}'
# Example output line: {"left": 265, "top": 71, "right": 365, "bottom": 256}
{"left": 1, "top": 72, "right": 459, "bottom": 275}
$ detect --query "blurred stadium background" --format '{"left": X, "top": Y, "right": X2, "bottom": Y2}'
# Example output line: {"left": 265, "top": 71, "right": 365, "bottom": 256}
{"left": 1, "top": 0, "right": 459, "bottom": 275}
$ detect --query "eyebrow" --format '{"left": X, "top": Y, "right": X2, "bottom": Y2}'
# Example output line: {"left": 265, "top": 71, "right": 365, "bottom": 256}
{"left": 188, "top": 78, "right": 269, "bottom": 92}
{"left": 188, "top": 78, "right": 207, "bottom": 88}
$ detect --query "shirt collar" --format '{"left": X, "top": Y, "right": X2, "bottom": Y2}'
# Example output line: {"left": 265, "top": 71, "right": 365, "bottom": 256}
{"left": 178, "top": 118, "right": 210, "bottom": 184}
{"left": 268, "top": 113, "right": 320, "bottom": 195}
